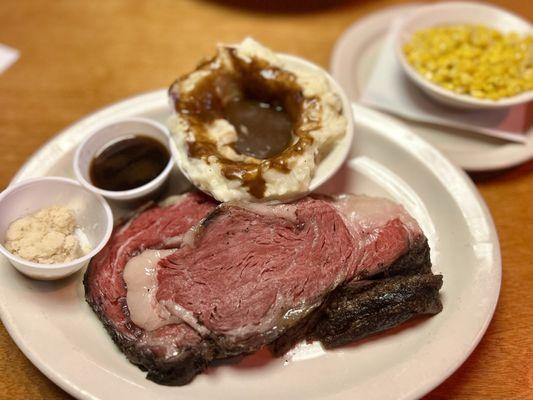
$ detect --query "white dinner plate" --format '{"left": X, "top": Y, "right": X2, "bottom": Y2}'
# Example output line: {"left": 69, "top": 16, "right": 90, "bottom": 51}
{"left": 330, "top": 3, "right": 533, "bottom": 171}
{"left": 0, "top": 90, "right": 501, "bottom": 400}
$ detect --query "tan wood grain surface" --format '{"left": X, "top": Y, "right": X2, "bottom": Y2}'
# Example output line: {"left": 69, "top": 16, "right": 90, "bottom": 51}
{"left": 0, "top": 0, "right": 532, "bottom": 399}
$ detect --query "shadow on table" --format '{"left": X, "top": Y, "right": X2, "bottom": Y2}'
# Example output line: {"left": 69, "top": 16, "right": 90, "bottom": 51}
{"left": 201, "top": 0, "right": 356, "bottom": 14}
{"left": 468, "top": 159, "right": 533, "bottom": 183}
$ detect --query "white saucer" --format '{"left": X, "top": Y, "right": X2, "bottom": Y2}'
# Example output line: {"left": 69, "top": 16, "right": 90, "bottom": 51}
{"left": 330, "top": 3, "right": 533, "bottom": 171}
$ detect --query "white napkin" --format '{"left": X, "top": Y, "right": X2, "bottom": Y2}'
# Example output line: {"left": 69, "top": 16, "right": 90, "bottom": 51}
{"left": 0, "top": 44, "right": 19, "bottom": 74}
{"left": 360, "top": 22, "right": 530, "bottom": 144}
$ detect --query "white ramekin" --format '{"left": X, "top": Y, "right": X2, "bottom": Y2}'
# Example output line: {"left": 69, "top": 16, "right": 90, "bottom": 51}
{"left": 73, "top": 117, "right": 173, "bottom": 201}
{"left": 0, "top": 177, "right": 113, "bottom": 280}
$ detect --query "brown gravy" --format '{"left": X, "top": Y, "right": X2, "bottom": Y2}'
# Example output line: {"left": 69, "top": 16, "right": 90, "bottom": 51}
{"left": 225, "top": 99, "right": 293, "bottom": 159}
{"left": 90, "top": 135, "right": 169, "bottom": 191}
{"left": 169, "top": 49, "right": 321, "bottom": 199}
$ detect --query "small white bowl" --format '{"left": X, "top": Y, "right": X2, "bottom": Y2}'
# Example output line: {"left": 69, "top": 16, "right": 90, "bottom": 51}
{"left": 169, "top": 53, "right": 355, "bottom": 201}
{"left": 73, "top": 117, "right": 173, "bottom": 201}
{"left": 0, "top": 177, "right": 113, "bottom": 280}
{"left": 394, "top": 1, "right": 533, "bottom": 109}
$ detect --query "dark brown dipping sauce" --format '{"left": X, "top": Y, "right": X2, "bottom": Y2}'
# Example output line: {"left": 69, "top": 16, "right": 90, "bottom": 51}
{"left": 89, "top": 135, "right": 169, "bottom": 191}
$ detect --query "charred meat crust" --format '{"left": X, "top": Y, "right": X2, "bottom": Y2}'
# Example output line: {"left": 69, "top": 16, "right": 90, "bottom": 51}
{"left": 314, "top": 273, "right": 443, "bottom": 348}
{"left": 143, "top": 344, "right": 213, "bottom": 386}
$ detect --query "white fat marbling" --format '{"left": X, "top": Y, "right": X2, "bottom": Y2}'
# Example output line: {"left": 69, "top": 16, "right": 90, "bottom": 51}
{"left": 123, "top": 249, "right": 180, "bottom": 331}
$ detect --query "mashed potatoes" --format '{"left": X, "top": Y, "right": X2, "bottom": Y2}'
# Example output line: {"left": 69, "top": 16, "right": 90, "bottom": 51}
{"left": 168, "top": 38, "right": 347, "bottom": 202}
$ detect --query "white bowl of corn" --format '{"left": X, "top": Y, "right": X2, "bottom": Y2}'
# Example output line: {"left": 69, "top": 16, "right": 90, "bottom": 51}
{"left": 395, "top": 1, "right": 533, "bottom": 109}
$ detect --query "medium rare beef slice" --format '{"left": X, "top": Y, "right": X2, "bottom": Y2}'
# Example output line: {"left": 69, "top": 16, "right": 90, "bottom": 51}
{"left": 156, "top": 197, "right": 355, "bottom": 356}
{"left": 314, "top": 273, "right": 443, "bottom": 348}
{"left": 84, "top": 192, "right": 218, "bottom": 385}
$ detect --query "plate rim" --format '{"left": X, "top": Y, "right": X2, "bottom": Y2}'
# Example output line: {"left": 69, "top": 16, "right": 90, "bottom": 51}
{"left": 0, "top": 90, "right": 501, "bottom": 400}
{"left": 329, "top": 2, "right": 533, "bottom": 172}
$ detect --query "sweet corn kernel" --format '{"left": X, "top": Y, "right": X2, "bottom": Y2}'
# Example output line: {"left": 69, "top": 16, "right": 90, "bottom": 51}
{"left": 403, "top": 25, "right": 533, "bottom": 100}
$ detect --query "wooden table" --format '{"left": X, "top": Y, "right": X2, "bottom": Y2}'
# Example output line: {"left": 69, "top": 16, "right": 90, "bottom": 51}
{"left": 0, "top": 1, "right": 531, "bottom": 398}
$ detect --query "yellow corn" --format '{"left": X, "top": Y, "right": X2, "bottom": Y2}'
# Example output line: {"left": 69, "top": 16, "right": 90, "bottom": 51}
{"left": 403, "top": 25, "right": 533, "bottom": 100}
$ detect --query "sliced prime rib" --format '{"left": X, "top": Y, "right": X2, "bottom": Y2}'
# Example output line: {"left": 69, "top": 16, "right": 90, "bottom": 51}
{"left": 84, "top": 192, "right": 442, "bottom": 385}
